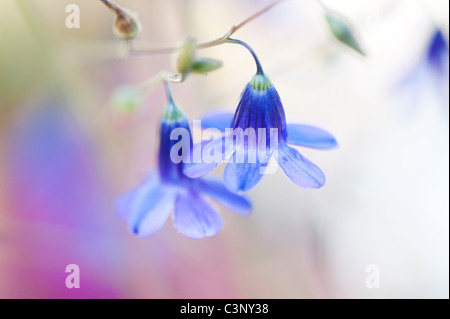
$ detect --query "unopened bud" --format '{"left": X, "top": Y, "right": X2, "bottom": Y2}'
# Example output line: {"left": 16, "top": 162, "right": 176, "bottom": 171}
{"left": 101, "top": 0, "right": 141, "bottom": 40}
{"left": 325, "top": 11, "right": 365, "bottom": 56}
{"left": 176, "top": 38, "right": 196, "bottom": 76}
{"left": 176, "top": 38, "right": 223, "bottom": 77}
{"left": 191, "top": 58, "right": 223, "bottom": 74}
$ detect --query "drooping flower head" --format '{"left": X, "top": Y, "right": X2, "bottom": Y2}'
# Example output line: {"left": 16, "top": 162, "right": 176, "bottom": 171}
{"left": 184, "top": 40, "right": 337, "bottom": 193}
{"left": 117, "top": 82, "right": 251, "bottom": 239}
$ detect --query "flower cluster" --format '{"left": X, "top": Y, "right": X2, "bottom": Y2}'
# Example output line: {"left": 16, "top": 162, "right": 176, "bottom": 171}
{"left": 103, "top": 0, "right": 344, "bottom": 239}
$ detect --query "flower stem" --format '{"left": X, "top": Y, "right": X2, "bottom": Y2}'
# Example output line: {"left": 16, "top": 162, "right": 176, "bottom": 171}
{"left": 130, "top": 0, "right": 286, "bottom": 55}
{"left": 162, "top": 80, "right": 174, "bottom": 104}
{"left": 100, "top": 0, "right": 126, "bottom": 17}
{"left": 226, "top": 38, "right": 264, "bottom": 74}
{"left": 197, "top": 0, "right": 285, "bottom": 49}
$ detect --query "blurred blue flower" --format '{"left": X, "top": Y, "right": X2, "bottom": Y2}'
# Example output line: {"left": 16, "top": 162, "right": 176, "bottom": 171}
{"left": 426, "top": 29, "right": 449, "bottom": 82}
{"left": 7, "top": 99, "right": 105, "bottom": 230}
{"left": 400, "top": 28, "right": 449, "bottom": 109}
{"left": 117, "top": 88, "right": 251, "bottom": 239}
{"left": 184, "top": 73, "right": 338, "bottom": 193}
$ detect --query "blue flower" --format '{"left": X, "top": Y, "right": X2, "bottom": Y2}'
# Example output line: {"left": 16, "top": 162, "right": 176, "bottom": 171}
{"left": 399, "top": 28, "right": 449, "bottom": 109}
{"left": 184, "top": 73, "right": 338, "bottom": 193}
{"left": 427, "top": 29, "right": 449, "bottom": 79}
{"left": 117, "top": 91, "right": 251, "bottom": 239}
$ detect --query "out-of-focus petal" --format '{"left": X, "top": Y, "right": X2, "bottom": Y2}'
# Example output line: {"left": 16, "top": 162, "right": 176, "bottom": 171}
{"left": 427, "top": 29, "right": 449, "bottom": 77}
{"left": 276, "top": 143, "right": 325, "bottom": 189}
{"left": 200, "top": 111, "right": 234, "bottom": 131}
{"left": 195, "top": 177, "right": 252, "bottom": 216}
{"left": 134, "top": 188, "right": 176, "bottom": 237}
{"left": 116, "top": 173, "right": 158, "bottom": 220}
{"left": 286, "top": 124, "right": 338, "bottom": 149}
{"left": 174, "top": 191, "right": 223, "bottom": 239}
{"left": 117, "top": 175, "right": 177, "bottom": 237}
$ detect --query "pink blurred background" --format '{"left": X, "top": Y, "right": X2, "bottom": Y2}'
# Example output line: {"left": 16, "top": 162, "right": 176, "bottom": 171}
{"left": 0, "top": 0, "right": 448, "bottom": 298}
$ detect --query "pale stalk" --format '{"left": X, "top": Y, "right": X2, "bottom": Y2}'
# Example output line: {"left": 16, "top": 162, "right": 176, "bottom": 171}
{"left": 131, "top": 0, "right": 287, "bottom": 54}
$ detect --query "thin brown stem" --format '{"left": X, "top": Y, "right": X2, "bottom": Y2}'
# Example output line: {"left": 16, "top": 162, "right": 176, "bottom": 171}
{"left": 100, "top": 0, "right": 127, "bottom": 18}
{"left": 129, "top": 44, "right": 182, "bottom": 55}
{"left": 196, "top": 0, "right": 286, "bottom": 49}
{"left": 129, "top": 0, "right": 286, "bottom": 54}
{"left": 227, "top": 0, "right": 284, "bottom": 37}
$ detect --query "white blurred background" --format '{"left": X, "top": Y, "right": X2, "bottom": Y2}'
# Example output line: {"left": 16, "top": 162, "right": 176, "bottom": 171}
{"left": 0, "top": 0, "right": 448, "bottom": 298}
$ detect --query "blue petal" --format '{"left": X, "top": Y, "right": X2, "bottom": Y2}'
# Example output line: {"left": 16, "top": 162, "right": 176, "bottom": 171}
{"left": 233, "top": 80, "right": 288, "bottom": 140}
{"left": 286, "top": 124, "right": 338, "bottom": 149}
{"left": 174, "top": 191, "right": 223, "bottom": 239}
{"left": 223, "top": 143, "right": 268, "bottom": 193}
{"left": 183, "top": 135, "right": 235, "bottom": 178}
{"left": 116, "top": 173, "right": 158, "bottom": 219}
{"left": 223, "top": 160, "right": 266, "bottom": 193}
{"left": 201, "top": 111, "right": 234, "bottom": 131}
{"left": 134, "top": 188, "right": 177, "bottom": 237}
{"left": 195, "top": 177, "right": 252, "bottom": 216}
{"left": 276, "top": 143, "right": 325, "bottom": 188}
{"left": 117, "top": 174, "right": 177, "bottom": 237}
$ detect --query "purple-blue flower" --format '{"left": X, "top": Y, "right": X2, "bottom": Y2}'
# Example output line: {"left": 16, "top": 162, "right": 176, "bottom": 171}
{"left": 400, "top": 28, "right": 449, "bottom": 106}
{"left": 427, "top": 29, "right": 449, "bottom": 80}
{"left": 184, "top": 72, "right": 338, "bottom": 193}
{"left": 117, "top": 87, "right": 251, "bottom": 239}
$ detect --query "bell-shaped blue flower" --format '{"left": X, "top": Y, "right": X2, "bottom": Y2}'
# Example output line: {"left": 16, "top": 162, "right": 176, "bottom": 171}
{"left": 117, "top": 87, "right": 251, "bottom": 239}
{"left": 184, "top": 72, "right": 338, "bottom": 193}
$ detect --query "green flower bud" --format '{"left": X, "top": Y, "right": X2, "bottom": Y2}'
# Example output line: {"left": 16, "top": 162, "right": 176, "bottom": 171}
{"left": 191, "top": 58, "right": 223, "bottom": 74}
{"left": 325, "top": 12, "right": 365, "bottom": 56}
{"left": 176, "top": 38, "right": 223, "bottom": 77}
{"left": 176, "top": 38, "right": 196, "bottom": 76}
